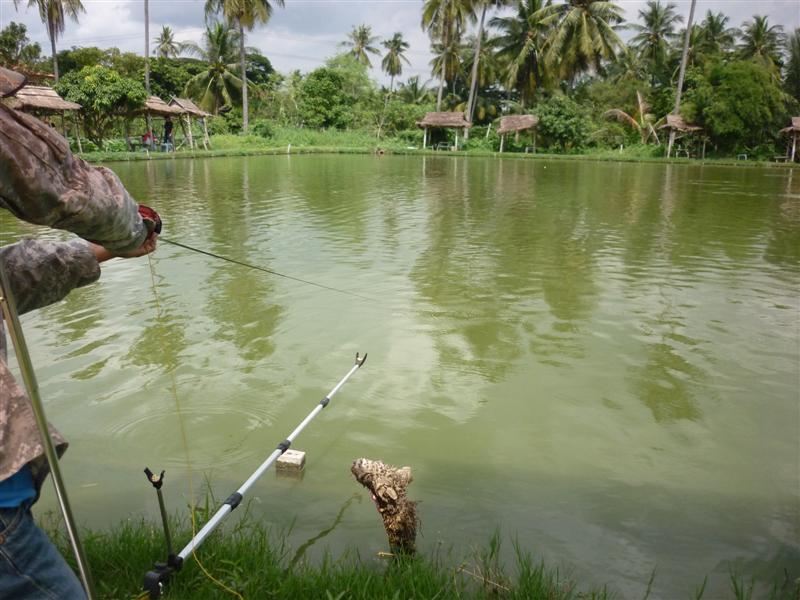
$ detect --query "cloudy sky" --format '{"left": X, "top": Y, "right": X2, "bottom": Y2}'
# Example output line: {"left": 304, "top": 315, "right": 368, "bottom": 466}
{"left": 1, "top": 0, "right": 798, "bottom": 85}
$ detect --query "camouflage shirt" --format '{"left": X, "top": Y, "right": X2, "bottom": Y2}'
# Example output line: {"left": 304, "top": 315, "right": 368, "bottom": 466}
{"left": 1, "top": 103, "right": 146, "bottom": 493}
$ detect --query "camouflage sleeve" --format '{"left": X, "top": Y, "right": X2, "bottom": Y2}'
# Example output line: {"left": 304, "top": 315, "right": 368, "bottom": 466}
{"left": 0, "top": 104, "right": 147, "bottom": 253}
{"left": 0, "top": 239, "right": 100, "bottom": 315}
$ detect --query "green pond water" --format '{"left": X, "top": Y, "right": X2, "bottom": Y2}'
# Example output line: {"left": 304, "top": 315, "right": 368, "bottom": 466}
{"left": 4, "top": 155, "right": 799, "bottom": 598}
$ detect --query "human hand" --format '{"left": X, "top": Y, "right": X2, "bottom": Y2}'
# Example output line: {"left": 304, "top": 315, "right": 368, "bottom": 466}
{"left": 89, "top": 232, "right": 158, "bottom": 263}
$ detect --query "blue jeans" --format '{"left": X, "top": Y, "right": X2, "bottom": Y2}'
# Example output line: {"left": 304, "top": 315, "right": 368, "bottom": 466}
{"left": 0, "top": 503, "right": 86, "bottom": 599}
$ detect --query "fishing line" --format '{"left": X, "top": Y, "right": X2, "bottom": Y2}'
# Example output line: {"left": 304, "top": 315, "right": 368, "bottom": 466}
{"left": 146, "top": 253, "right": 244, "bottom": 600}
{"left": 161, "top": 238, "right": 380, "bottom": 304}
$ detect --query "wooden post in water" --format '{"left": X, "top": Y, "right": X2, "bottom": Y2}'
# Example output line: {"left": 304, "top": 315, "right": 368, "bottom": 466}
{"left": 351, "top": 458, "right": 417, "bottom": 555}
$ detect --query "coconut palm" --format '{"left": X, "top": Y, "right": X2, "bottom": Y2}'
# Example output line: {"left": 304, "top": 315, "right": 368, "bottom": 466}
{"left": 603, "top": 90, "right": 661, "bottom": 144}
{"left": 15, "top": 0, "right": 84, "bottom": 81}
{"left": 491, "top": 0, "right": 551, "bottom": 107}
{"left": 205, "top": 0, "right": 284, "bottom": 132}
{"left": 629, "top": 1, "right": 682, "bottom": 77}
{"left": 738, "top": 15, "right": 786, "bottom": 71}
{"left": 381, "top": 32, "right": 410, "bottom": 92}
{"left": 786, "top": 28, "right": 800, "bottom": 101}
{"left": 429, "top": 35, "right": 464, "bottom": 104}
{"left": 698, "top": 11, "right": 736, "bottom": 55}
{"left": 183, "top": 21, "right": 243, "bottom": 115}
{"left": 536, "top": 0, "right": 625, "bottom": 81}
{"left": 397, "top": 75, "right": 432, "bottom": 104}
{"left": 341, "top": 24, "right": 381, "bottom": 67}
{"left": 154, "top": 25, "right": 183, "bottom": 58}
{"left": 421, "top": 0, "right": 473, "bottom": 109}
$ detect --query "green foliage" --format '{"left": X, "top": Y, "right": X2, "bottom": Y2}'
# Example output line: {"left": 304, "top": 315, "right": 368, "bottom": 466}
{"left": 298, "top": 68, "right": 350, "bottom": 129}
{"left": 380, "top": 99, "right": 429, "bottom": 136}
{"left": 684, "top": 59, "right": 789, "bottom": 152}
{"left": 149, "top": 57, "right": 206, "bottom": 101}
{"left": 55, "top": 65, "right": 147, "bottom": 148}
{"left": 246, "top": 52, "right": 274, "bottom": 86}
{"left": 249, "top": 117, "right": 274, "bottom": 138}
{"left": 0, "top": 22, "right": 42, "bottom": 68}
{"left": 535, "top": 95, "right": 589, "bottom": 152}
{"left": 57, "top": 46, "right": 108, "bottom": 76}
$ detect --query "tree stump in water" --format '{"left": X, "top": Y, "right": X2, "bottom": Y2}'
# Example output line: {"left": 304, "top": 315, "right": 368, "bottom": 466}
{"left": 351, "top": 458, "right": 417, "bottom": 555}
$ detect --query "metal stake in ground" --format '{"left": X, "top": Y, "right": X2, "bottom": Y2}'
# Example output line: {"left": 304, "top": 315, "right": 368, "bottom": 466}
{"left": 0, "top": 262, "right": 97, "bottom": 600}
{"left": 142, "top": 352, "right": 367, "bottom": 598}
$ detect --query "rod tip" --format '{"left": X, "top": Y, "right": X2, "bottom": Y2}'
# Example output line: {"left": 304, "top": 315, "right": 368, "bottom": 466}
{"left": 356, "top": 352, "right": 368, "bottom": 367}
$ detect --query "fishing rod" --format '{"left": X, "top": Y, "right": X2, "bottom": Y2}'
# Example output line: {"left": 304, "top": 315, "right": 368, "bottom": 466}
{"left": 160, "top": 238, "right": 378, "bottom": 303}
{"left": 0, "top": 262, "right": 97, "bottom": 599}
{"left": 142, "top": 352, "right": 367, "bottom": 598}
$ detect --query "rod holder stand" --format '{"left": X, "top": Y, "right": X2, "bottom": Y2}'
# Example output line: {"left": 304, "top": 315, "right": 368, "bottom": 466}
{"left": 143, "top": 466, "right": 181, "bottom": 598}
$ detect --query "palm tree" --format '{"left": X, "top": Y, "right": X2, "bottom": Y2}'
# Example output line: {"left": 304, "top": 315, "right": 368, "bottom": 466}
{"left": 381, "top": 32, "right": 410, "bottom": 92}
{"left": 738, "top": 15, "right": 786, "bottom": 72}
{"left": 15, "top": 0, "right": 84, "bottom": 81}
{"left": 397, "top": 75, "right": 431, "bottom": 104}
{"left": 183, "top": 21, "right": 243, "bottom": 115}
{"left": 341, "top": 24, "right": 381, "bottom": 67}
{"left": 629, "top": 1, "right": 682, "bottom": 79}
{"left": 205, "top": 0, "right": 284, "bottom": 133}
{"left": 154, "top": 25, "right": 183, "bottom": 58}
{"left": 698, "top": 11, "right": 736, "bottom": 55}
{"left": 421, "top": 0, "right": 473, "bottom": 109}
{"left": 603, "top": 90, "right": 661, "bottom": 144}
{"left": 491, "top": 0, "right": 551, "bottom": 106}
{"left": 786, "top": 28, "right": 800, "bottom": 101}
{"left": 536, "top": 0, "right": 625, "bottom": 81}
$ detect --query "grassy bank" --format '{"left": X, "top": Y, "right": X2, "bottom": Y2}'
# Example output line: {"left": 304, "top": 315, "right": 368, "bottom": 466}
{"left": 77, "top": 128, "right": 799, "bottom": 169}
{"left": 45, "top": 513, "right": 797, "bottom": 600}
{"left": 48, "top": 514, "right": 611, "bottom": 600}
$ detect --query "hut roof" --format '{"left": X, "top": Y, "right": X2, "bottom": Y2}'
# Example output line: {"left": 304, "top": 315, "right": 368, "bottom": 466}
{"left": 497, "top": 114, "right": 539, "bottom": 135}
{"left": 170, "top": 97, "right": 211, "bottom": 118}
{"left": 779, "top": 116, "right": 800, "bottom": 134}
{"left": 659, "top": 114, "right": 701, "bottom": 133}
{"left": 417, "top": 111, "right": 471, "bottom": 129}
{"left": 142, "top": 95, "right": 184, "bottom": 116}
{"left": 5, "top": 85, "right": 81, "bottom": 111}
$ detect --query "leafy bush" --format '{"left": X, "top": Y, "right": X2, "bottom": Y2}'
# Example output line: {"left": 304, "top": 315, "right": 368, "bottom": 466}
{"left": 207, "top": 117, "right": 230, "bottom": 136}
{"left": 535, "top": 95, "right": 589, "bottom": 152}
{"left": 250, "top": 118, "right": 274, "bottom": 138}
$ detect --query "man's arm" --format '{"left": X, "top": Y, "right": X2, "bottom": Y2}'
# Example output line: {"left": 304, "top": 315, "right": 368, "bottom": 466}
{"left": 0, "top": 104, "right": 148, "bottom": 253}
{"left": 0, "top": 239, "right": 102, "bottom": 315}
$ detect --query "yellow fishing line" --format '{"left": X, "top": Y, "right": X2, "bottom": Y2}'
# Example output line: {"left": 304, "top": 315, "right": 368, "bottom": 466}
{"left": 146, "top": 253, "right": 243, "bottom": 600}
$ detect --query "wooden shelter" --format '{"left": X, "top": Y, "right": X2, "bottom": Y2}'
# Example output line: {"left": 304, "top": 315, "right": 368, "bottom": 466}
{"left": 170, "top": 97, "right": 212, "bottom": 150}
{"left": 417, "top": 112, "right": 471, "bottom": 150}
{"left": 660, "top": 114, "right": 702, "bottom": 157}
{"left": 5, "top": 85, "right": 81, "bottom": 112}
{"left": 4, "top": 84, "right": 83, "bottom": 151}
{"left": 497, "top": 115, "right": 539, "bottom": 153}
{"left": 778, "top": 117, "right": 800, "bottom": 162}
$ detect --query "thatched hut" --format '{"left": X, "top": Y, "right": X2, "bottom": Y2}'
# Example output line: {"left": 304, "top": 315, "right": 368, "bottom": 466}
{"left": 417, "top": 112, "right": 471, "bottom": 150}
{"left": 660, "top": 114, "right": 702, "bottom": 158}
{"left": 3, "top": 84, "right": 83, "bottom": 150}
{"left": 497, "top": 115, "right": 539, "bottom": 153}
{"left": 132, "top": 95, "right": 184, "bottom": 150}
{"left": 3, "top": 84, "right": 81, "bottom": 113}
{"left": 778, "top": 117, "right": 800, "bottom": 162}
{"left": 170, "top": 97, "right": 212, "bottom": 150}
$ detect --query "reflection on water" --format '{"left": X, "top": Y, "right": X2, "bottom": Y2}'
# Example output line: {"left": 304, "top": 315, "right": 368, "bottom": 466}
{"left": 7, "top": 155, "right": 798, "bottom": 599}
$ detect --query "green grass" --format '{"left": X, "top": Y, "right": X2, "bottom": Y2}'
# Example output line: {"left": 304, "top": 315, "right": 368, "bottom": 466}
{"left": 76, "top": 128, "right": 799, "bottom": 168}
{"left": 43, "top": 509, "right": 799, "bottom": 600}
{"left": 45, "top": 513, "right": 611, "bottom": 600}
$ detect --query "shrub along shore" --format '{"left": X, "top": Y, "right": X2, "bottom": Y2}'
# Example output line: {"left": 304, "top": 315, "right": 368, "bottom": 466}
{"left": 80, "top": 131, "right": 799, "bottom": 169}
